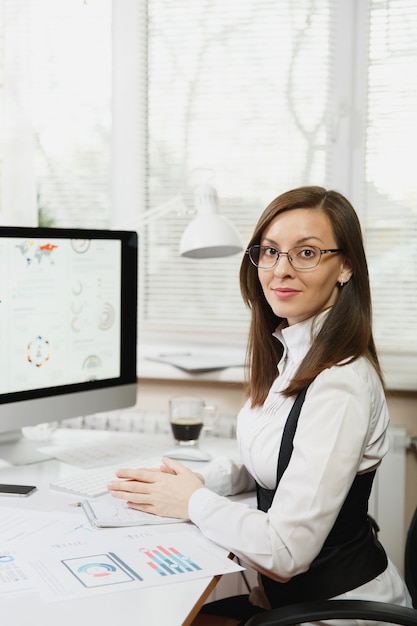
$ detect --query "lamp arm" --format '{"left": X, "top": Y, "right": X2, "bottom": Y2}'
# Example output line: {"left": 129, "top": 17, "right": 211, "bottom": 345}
{"left": 122, "top": 195, "right": 189, "bottom": 230}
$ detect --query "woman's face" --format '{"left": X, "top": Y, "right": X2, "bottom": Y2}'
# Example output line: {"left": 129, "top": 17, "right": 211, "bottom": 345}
{"left": 258, "top": 208, "right": 352, "bottom": 326}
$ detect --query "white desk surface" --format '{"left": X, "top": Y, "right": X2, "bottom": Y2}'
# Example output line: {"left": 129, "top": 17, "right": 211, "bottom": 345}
{"left": 0, "top": 430, "right": 239, "bottom": 626}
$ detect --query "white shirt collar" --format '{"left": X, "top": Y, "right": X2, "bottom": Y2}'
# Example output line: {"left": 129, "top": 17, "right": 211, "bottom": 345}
{"left": 273, "top": 309, "right": 330, "bottom": 372}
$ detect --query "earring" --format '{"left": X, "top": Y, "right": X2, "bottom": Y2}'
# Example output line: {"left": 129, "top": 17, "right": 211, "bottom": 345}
{"left": 339, "top": 279, "right": 344, "bottom": 287}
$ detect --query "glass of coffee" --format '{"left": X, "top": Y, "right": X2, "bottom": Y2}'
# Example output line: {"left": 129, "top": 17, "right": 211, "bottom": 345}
{"left": 169, "top": 396, "right": 210, "bottom": 446}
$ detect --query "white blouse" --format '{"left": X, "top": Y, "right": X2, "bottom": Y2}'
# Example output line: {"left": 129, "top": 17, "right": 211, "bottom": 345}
{"left": 188, "top": 313, "right": 395, "bottom": 583}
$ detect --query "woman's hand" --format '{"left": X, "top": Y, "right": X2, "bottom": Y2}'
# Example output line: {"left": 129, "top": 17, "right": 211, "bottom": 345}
{"left": 107, "top": 457, "right": 205, "bottom": 520}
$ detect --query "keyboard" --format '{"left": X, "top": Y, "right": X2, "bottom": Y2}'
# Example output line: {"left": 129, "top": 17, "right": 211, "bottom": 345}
{"left": 51, "top": 439, "right": 168, "bottom": 469}
{"left": 50, "top": 456, "right": 161, "bottom": 498}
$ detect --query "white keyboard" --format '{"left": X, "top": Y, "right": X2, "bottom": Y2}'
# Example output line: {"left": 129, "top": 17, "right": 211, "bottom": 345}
{"left": 51, "top": 438, "right": 167, "bottom": 469}
{"left": 50, "top": 456, "right": 161, "bottom": 498}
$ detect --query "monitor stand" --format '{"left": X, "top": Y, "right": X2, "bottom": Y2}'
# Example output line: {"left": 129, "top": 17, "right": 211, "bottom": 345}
{"left": 0, "top": 430, "right": 53, "bottom": 465}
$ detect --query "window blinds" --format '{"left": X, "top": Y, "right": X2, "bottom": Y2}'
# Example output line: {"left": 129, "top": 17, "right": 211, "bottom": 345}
{"left": 142, "top": 0, "right": 417, "bottom": 354}
{"left": 2, "top": 0, "right": 417, "bottom": 359}
{"left": 0, "top": 0, "right": 112, "bottom": 229}
{"left": 365, "top": 0, "right": 417, "bottom": 353}
{"left": 143, "top": 0, "right": 333, "bottom": 336}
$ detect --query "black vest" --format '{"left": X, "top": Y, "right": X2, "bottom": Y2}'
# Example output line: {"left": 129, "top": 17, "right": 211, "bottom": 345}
{"left": 256, "top": 387, "right": 388, "bottom": 609}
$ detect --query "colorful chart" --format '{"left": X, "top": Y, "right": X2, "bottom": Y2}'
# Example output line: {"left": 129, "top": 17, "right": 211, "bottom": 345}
{"left": 77, "top": 562, "right": 117, "bottom": 577}
{"left": 98, "top": 302, "right": 115, "bottom": 330}
{"left": 62, "top": 552, "right": 142, "bottom": 588}
{"left": 0, "top": 554, "right": 14, "bottom": 564}
{"left": 27, "top": 335, "right": 50, "bottom": 367}
{"left": 141, "top": 545, "right": 202, "bottom": 577}
{"left": 83, "top": 354, "right": 102, "bottom": 369}
{"left": 71, "top": 239, "right": 91, "bottom": 254}
{"left": 15, "top": 240, "right": 58, "bottom": 265}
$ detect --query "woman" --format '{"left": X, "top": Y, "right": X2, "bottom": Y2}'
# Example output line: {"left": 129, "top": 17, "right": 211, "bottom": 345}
{"left": 108, "top": 187, "right": 411, "bottom": 624}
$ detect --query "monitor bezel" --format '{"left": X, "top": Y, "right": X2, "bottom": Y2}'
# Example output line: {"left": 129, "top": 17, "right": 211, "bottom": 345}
{"left": 0, "top": 225, "right": 138, "bottom": 411}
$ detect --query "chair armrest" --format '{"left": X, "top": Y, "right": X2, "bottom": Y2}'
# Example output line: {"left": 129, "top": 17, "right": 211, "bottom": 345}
{"left": 244, "top": 599, "right": 417, "bottom": 626}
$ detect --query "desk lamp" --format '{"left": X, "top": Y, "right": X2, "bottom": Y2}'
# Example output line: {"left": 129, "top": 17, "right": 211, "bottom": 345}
{"left": 123, "top": 184, "right": 243, "bottom": 259}
{"left": 179, "top": 184, "right": 243, "bottom": 258}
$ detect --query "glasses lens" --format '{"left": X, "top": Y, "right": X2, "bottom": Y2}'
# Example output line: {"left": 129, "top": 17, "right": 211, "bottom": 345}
{"left": 248, "top": 245, "right": 278, "bottom": 268}
{"left": 289, "top": 246, "right": 320, "bottom": 269}
{"left": 248, "top": 246, "right": 260, "bottom": 266}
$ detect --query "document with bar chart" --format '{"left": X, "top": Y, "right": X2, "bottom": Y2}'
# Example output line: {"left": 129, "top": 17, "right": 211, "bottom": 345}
{"left": 19, "top": 523, "right": 243, "bottom": 603}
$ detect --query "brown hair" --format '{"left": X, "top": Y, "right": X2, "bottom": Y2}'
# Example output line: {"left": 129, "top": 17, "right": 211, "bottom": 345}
{"left": 239, "top": 186, "right": 383, "bottom": 407}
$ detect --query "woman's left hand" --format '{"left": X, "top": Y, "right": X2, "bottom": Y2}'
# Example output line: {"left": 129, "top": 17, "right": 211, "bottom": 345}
{"left": 107, "top": 457, "right": 204, "bottom": 520}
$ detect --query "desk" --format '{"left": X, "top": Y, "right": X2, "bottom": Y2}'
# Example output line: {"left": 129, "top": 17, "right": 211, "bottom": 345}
{"left": 0, "top": 430, "right": 239, "bottom": 626}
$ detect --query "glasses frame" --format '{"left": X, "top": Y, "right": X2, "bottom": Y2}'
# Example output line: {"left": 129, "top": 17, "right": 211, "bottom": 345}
{"left": 246, "top": 245, "right": 342, "bottom": 270}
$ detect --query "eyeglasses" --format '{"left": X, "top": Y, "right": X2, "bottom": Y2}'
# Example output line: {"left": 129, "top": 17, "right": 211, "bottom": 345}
{"left": 246, "top": 245, "right": 342, "bottom": 270}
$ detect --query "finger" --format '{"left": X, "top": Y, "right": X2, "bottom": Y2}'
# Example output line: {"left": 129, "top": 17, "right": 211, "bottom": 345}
{"left": 108, "top": 482, "right": 151, "bottom": 500}
{"left": 109, "top": 487, "right": 132, "bottom": 500}
{"left": 110, "top": 490, "right": 153, "bottom": 510}
{"left": 160, "top": 464, "right": 177, "bottom": 475}
{"left": 107, "top": 478, "right": 136, "bottom": 492}
{"left": 107, "top": 476, "right": 158, "bottom": 496}
{"left": 114, "top": 467, "right": 159, "bottom": 481}
{"left": 161, "top": 456, "right": 190, "bottom": 474}
{"left": 127, "top": 501, "right": 160, "bottom": 513}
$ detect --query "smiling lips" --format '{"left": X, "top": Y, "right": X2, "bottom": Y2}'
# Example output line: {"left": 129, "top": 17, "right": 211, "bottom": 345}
{"left": 272, "top": 287, "right": 300, "bottom": 299}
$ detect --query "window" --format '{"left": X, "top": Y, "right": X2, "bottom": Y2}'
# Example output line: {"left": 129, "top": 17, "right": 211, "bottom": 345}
{"left": 123, "top": 0, "right": 417, "bottom": 363}
{"left": 0, "top": 0, "right": 112, "bottom": 228}
{"left": 2, "top": 0, "right": 417, "bottom": 383}
{"left": 128, "top": 0, "right": 417, "bottom": 363}
{"left": 140, "top": 0, "right": 333, "bottom": 339}
{"left": 364, "top": 1, "right": 417, "bottom": 354}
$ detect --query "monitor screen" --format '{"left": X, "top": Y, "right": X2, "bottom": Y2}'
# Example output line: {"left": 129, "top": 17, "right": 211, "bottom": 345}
{"left": 0, "top": 226, "right": 138, "bottom": 464}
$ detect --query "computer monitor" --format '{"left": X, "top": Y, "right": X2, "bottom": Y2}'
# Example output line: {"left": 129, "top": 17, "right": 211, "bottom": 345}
{"left": 0, "top": 226, "right": 138, "bottom": 464}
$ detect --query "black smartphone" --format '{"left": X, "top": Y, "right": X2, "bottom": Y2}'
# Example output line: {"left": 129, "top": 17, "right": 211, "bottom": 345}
{"left": 0, "top": 484, "right": 37, "bottom": 497}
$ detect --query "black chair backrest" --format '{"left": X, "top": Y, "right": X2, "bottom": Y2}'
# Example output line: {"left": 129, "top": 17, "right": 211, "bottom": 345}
{"left": 404, "top": 506, "right": 417, "bottom": 607}
{"left": 244, "top": 600, "right": 417, "bottom": 626}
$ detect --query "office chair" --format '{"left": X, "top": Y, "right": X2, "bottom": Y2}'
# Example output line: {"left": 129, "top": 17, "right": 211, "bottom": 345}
{"left": 244, "top": 505, "right": 417, "bottom": 626}
{"left": 404, "top": 505, "right": 417, "bottom": 606}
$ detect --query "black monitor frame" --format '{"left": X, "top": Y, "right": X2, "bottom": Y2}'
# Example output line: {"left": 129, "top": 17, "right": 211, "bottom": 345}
{"left": 0, "top": 226, "right": 138, "bottom": 464}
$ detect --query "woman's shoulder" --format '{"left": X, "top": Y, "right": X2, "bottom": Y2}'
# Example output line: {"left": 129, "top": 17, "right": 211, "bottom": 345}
{"left": 314, "top": 355, "right": 384, "bottom": 397}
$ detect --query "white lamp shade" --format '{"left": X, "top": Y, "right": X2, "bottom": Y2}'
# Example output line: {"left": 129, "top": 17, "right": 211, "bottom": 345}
{"left": 179, "top": 185, "right": 243, "bottom": 258}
